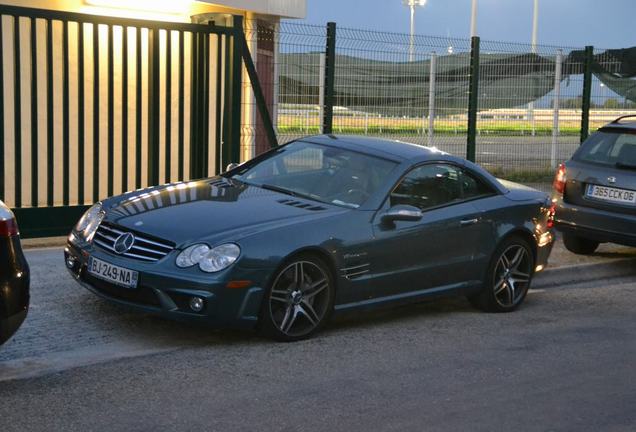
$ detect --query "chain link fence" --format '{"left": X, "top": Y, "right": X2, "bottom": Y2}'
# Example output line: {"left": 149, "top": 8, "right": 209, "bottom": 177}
{"left": 241, "top": 20, "right": 636, "bottom": 184}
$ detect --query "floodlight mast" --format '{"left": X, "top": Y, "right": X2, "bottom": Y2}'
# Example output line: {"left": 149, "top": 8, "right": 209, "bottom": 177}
{"left": 402, "top": 0, "right": 427, "bottom": 62}
{"left": 470, "top": 0, "right": 477, "bottom": 37}
{"left": 528, "top": 0, "right": 539, "bottom": 135}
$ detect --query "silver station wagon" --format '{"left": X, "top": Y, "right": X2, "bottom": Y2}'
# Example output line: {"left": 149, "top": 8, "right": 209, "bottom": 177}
{"left": 553, "top": 115, "right": 636, "bottom": 254}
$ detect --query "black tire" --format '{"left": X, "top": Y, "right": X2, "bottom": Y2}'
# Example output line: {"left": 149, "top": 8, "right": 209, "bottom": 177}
{"left": 469, "top": 236, "right": 535, "bottom": 313}
{"left": 259, "top": 254, "right": 335, "bottom": 342}
{"left": 562, "top": 233, "right": 599, "bottom": 255}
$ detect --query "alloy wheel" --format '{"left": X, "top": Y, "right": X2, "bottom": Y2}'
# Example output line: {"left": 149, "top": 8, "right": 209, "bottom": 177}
{"left": 268, "top": 260, "right": 331, "bottom": 338}
{"left": 493, "top": 245, "right": 532, "bottom": 308}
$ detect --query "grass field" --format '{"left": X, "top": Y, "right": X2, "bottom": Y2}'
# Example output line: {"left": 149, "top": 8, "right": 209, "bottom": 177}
{"left": 278, "top": 114, "right": 610, "bottom": 136}
{"left": 487, "top": 167, "right": 555, "bottom": 184}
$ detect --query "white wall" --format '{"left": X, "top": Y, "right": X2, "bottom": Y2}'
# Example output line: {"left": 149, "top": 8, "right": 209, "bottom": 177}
{"left": 200, "top": 0, "right": 306, "bottom": 19}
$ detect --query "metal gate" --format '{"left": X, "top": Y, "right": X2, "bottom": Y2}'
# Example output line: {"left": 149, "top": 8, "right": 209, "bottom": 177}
{"left": 0, "top": 5, "right": 276, "bottom": 238}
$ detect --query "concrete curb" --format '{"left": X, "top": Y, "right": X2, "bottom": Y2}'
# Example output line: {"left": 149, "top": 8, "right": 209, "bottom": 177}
{"left": 21, "top": 236, "right": 67, "bottom": 249}
{"left": 533, "top": 257, "right": 636, "bottom": 289}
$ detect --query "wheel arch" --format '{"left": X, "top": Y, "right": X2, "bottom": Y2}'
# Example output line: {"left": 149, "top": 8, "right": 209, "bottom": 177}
{"left": 497, "top": 227, "right": 537, "bottom": 263}
{"left": 264, "top": 246, "right": 339, "bottom": 293}
{"left": 285, "top": 246, "right": 339, "bottom": 286}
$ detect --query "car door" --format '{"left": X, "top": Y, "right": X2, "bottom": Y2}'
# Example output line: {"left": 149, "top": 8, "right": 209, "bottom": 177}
{"left": 367, "top": 162, "right": 493, "bottom": 299}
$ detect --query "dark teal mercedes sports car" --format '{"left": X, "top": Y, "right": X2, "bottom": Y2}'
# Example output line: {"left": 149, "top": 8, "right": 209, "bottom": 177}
{"left": 65, "top": 135, "right": 554, "bottom": 341}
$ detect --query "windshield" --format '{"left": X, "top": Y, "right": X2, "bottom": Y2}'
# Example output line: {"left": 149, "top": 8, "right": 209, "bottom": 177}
{"left": 228, "top": 141, "right": 397, "bottom": 208}
{"left": 575, "top": 130, "right": 636, "bottom": 167}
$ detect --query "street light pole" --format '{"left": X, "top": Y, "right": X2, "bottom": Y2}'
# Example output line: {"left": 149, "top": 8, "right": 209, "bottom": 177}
{"left": 531, "top": 0, "right": 538, "bottom": 53}
{"left": 410, "top": 3, "right": 416, "bottom": 62}
{"left": 528, "top": 0, "right": 539, "bottom": 136}
{"left": 402, "top": 0, "right": 427, "bottom": 62}
{"left": 470, "top": 0, "right": 478, "bottom": 37}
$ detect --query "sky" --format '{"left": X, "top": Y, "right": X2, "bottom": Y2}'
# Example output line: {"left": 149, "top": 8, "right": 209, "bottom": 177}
{"left": 301, "top": 0, "right": 636, "bottom": 49}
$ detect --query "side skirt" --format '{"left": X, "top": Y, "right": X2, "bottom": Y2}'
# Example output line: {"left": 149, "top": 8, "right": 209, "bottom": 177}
{"left": 333, "top": 281, "right": 483, "bottom": 314}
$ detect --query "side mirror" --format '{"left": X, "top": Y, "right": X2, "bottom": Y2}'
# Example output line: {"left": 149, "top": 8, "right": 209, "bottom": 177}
{"left": 381, "top": 205, "right": 423, "bottom": 224}
{"left": 225, "top": 162, "right": 240, "bottom": 172}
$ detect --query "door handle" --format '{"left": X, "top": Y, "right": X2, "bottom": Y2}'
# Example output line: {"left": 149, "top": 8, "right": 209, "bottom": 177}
{"left": 460, "top": 218, "right": 479, "bottom": 227}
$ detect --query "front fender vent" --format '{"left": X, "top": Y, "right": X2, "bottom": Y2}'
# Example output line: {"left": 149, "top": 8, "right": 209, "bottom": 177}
{"left": 341, "top": 263, "right": 370, "bottom": 280}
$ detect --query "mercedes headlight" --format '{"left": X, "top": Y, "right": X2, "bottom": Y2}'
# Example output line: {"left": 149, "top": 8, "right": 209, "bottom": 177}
{"left": 176, "top": 243, "right": 240, "bottom": 273}
{"left": 74, "top": 203, "right": 104, "bottom": 243}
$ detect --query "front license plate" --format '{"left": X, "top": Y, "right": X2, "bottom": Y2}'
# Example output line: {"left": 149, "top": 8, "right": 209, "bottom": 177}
{"left": 586, "top": 184, "right": 636, "bottom": 205}
{"left": 87, "top": 256, "right": 139, "bottom": 289}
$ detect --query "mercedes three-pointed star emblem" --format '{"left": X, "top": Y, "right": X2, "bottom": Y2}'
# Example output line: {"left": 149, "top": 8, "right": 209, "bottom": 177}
{"left": 113, "top": 232, "right": 135, "bottom": 254}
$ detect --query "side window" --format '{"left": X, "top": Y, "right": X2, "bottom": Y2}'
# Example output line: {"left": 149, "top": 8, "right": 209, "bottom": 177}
{"left": 610, "top": 134, "right": 636, "bottom": 162}
{"left": 461, "top": 170, "right": 495, "bottom": 199}
{"left": 390, "top": 164, "right": 463, "bottom": 210}
{"left": 390, "top": 164, "right": 495, "bottom": 210}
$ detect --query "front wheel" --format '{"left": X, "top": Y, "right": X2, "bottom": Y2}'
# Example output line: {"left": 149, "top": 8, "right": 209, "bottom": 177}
{"left": 469, "top": 237, "right": 535, "bottom": 313}
{"left": 259, "top": 255, "right": 335, "bottom": 342}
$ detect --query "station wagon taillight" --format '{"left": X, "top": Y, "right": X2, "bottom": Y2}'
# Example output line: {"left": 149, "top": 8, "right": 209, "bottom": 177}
{"left": 553, "top": 163, "right": 567, "bottom": 194}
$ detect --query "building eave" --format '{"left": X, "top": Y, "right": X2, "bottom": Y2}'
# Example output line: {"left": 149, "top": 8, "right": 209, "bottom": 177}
{"left": 198, "top": 0, "right": 306, "bottom": 19}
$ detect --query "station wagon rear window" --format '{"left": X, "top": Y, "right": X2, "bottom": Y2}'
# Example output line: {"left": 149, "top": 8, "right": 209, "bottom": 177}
{"left": 575, "top": 130, "right": 636, "bottom": 168}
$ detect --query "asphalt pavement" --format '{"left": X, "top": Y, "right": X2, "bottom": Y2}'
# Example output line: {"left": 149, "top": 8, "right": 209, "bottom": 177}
{"left": 1, "top": 245, "right": 635, "bottom": 431}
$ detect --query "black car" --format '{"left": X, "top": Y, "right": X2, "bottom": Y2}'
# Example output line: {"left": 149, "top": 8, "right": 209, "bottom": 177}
{"left": 553, "top": 115, "right": 636, "bottom": 254}
{"left": 0, "top": 200, "right": 30, "bottom": 345}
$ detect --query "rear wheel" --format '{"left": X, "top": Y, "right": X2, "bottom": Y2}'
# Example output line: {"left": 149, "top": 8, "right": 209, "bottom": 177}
{"left": 259, "top": 255, "right": 334, "bottom": 342}
{"left": 469, "top": 237, "right": 534, "bottom": 313}
{"left": 562, "top": 233, "right": 599, "bottom": 255}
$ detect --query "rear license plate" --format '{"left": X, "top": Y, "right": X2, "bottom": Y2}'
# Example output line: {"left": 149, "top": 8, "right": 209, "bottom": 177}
{"left": 586, "top": 184, "right": 636, "bottom": 205}
{"left": 87, "top": 256, "right": 139, "bottom": 289}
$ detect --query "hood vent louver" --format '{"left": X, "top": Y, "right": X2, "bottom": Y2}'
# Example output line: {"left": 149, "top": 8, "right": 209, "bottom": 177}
{"left": 209, "top": 179, "right": 232, "bottom": 189}
{"left": 277, "top": 199, "right": 326, "bottom": 212}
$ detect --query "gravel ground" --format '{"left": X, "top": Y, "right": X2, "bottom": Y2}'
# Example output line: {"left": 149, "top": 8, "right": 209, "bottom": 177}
{"left": 1, "top": 272, "right": 635, "bottom": 431}
{"left": 548, "top": 236, "right": 636, "bottom": 268}
{"left": 3, "top": 240, "right": 634, "bottom": 376}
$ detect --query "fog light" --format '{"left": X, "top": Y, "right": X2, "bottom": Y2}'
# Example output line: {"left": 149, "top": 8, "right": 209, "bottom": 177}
{"left": 66, "top": 256, "right": 76, "bottom": 269}
{"left": 189, "top": 297, "right": 205, "bottom": 312}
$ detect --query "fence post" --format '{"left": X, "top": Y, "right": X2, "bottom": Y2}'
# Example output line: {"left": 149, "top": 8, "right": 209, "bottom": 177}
{"left": 466, "top": 36, "right": 480, "bottom": 162}
{"left": 220, "top": 17, "right": 244, "bottom": 171}
{"left": 272, "top": 22, "right": 280, "bottom": 139}
{"left": 551, "top": 49, "right": 563, "bottom": 169}
{"left": 427, "top": 51, "right": 437, "bottom": 147}
{"left": 236, "top": 19, "right": 278, "bottom": 150}
{"left": 230, "top": 16, "right": 244, "bottom": 164}
{"left": 318, "top": 52, "right": 325, "bottom": 134}
{"left": 190, "top": 30, "right": 201, "bottom": 178}
{"left": 323, "top": 22, "right": 336, "bottom": 135}
{"left": 0, "top": 17, "right": 3, "bottom": 203}
{"left": 580, "top": 45, "right": 594, "bottom": 144}
{"left": 147, "top": 27, "right": 160, "bottom": 186}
